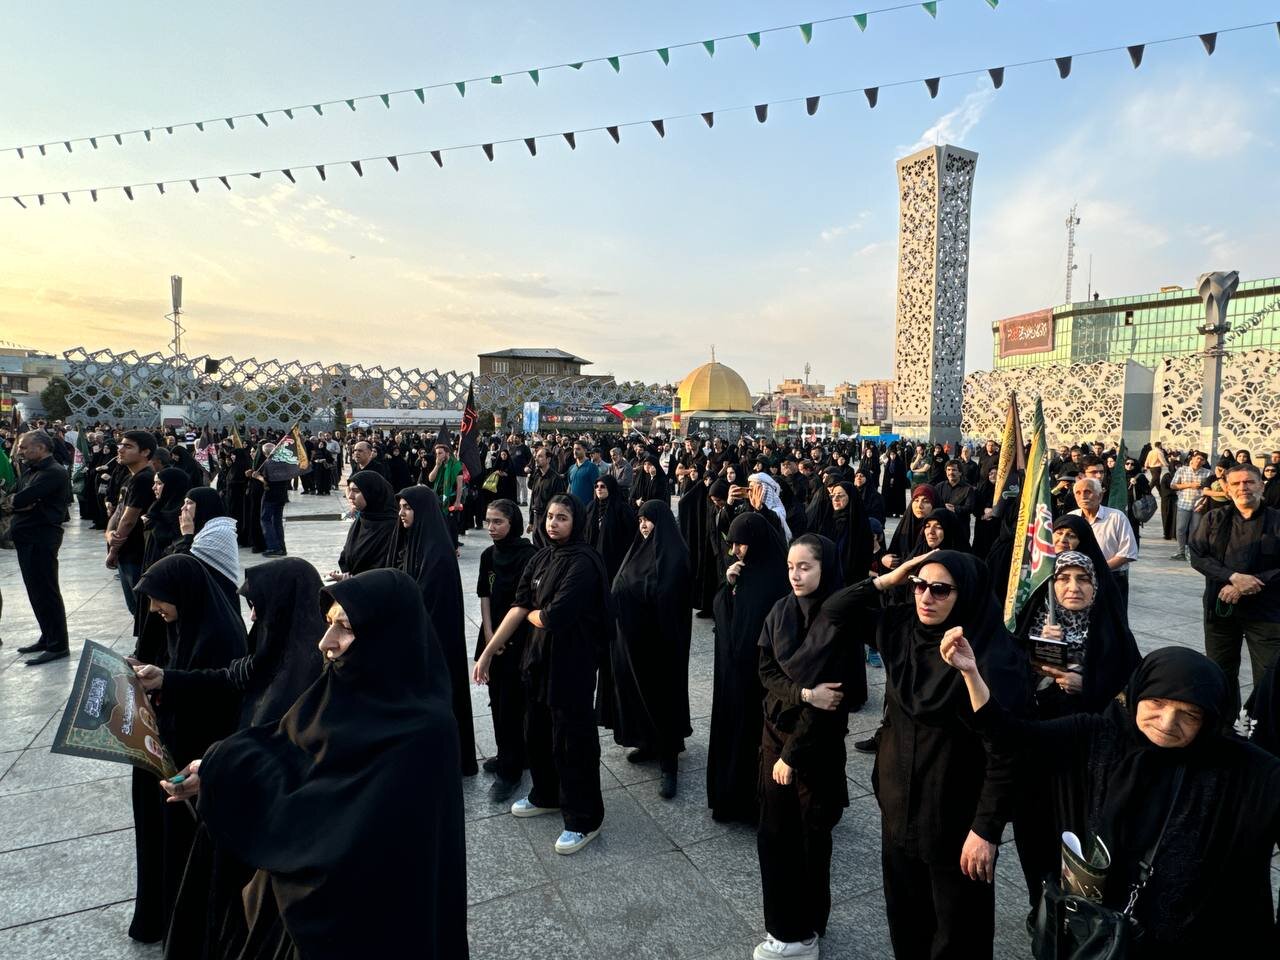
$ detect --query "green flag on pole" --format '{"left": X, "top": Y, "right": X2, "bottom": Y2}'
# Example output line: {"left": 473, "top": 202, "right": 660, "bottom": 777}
{"left": 1003, "top": 397, "right": 1057, "bottom": 629}
{"left": 1108, "top": 440, "right": 1130, "bottom": 511}
{"left": 0, "top": 444, "right": 15, "bottom": 491}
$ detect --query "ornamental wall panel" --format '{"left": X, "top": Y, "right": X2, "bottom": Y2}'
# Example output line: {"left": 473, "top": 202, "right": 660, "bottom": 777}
{"left": 1155, "top": 349, "right": 1280, "bottom": 453}
{"left": 892, "top": 145, "right": 977, "bottom": 443}
{"left": 962, "top": 361, "right": 1128, "bottom": 447}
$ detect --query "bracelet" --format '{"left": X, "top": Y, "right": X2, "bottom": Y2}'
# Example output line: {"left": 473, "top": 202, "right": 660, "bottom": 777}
{"left": 801, "top": 687, "right": 810, "bottom": 703}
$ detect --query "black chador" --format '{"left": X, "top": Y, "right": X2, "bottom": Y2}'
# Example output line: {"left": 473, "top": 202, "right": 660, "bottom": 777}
{"left": 584, "top": 474, "right": 636, "bottom": 582}
{"left": 707, "top": 513, "right": 789, "bottom": 824}
{"left": 198, "top": 570, "right": 469, "bottom": 960}
{"left": 677, "top": 475, "right": 719, "bottom": 614}
{"left": 338, "top": 470, "right": 398, "bottom": 576}
{"left": 389, "top": 484, "right": 478, "bottom": 776}
{"left": 605, "top": 500, "right": 693, "bottom": 778}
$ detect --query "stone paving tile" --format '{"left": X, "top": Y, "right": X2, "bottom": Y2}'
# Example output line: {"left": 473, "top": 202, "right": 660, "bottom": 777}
{"left": 0, "top": 711, "right": 52, "bottom": 753}
{"left": 519, "top": 787, "right": 676, "bottom": 881}
{"left": 466, "top": 883, "right": 595, "bottom": 960}
{"left": 0, "top": 749, "right": 124, "bottom": 798}
{"left": 0, "top": 777, "right": 131, "bottom": 854}
{"left": 0, "top": 829, "right": 136, "bottom": 929}
{"left": 466, "top": 812, "right": 550, "bottom": 907}
{"left": 0, "top": 751, "right": 20, "bottom": 782}
{"left": 0, "top": 902, "right": 157, "bottom": 960}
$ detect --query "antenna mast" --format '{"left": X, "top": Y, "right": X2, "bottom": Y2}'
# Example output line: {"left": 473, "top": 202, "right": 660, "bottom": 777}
{"left": 1064, "top": 205, "right": 1080, "bottom": 304}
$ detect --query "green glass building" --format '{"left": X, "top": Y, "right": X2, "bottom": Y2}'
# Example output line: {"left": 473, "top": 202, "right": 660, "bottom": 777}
{"left": 992, "top": 276, "right": 1280, "bottom": 370}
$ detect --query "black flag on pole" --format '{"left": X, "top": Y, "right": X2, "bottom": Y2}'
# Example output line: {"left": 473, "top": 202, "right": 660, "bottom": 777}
{"left": 458, "top": 378, "right": 483, "bottom": 485}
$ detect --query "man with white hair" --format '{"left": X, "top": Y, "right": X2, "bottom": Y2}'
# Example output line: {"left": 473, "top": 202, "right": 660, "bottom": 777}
{"left": 1070, "top": 474, "right": 1138, "bottom": 607}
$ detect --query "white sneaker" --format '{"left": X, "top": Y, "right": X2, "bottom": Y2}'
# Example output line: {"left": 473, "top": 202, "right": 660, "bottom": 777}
{"left": 753, "top": 934, "right": 819, "bottom": 959}
{"left": 510, "top": 797, "right": 560, "bottom": 818}
{"left": 553, "top": 829, "right": 599, "bottom": 855}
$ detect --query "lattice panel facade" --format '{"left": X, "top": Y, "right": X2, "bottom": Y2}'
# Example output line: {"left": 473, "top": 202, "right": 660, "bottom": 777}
{"left": 62, "top": 347, "right": 667, "bottom": 430}
{"left": 892, "top": 145, "right": 977, "bottom": 443}
{"left": 963, "top": 361, "right": 1128, "bottom": 447}
{"left": 1155, "top": 349, "right": 1280, "bottom": 453}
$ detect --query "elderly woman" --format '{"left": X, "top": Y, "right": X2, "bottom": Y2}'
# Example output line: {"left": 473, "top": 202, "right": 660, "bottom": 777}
{"left": 940, "top": 642, "right": 1280, "bottom": 958}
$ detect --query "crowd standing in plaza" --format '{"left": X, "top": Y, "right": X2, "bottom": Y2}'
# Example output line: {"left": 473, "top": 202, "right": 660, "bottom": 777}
{"left": 1, "top": 416, "right": 1279, "bottom": 959}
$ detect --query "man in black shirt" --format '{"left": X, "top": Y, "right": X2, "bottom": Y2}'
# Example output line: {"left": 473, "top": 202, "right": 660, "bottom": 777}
{"left": 11, "top": 431, "right": 72, "bottom": 664}
{"left": 1191, "top": 461, "right": 1280, "bottom": 723}
{"left": 106, "top": 430, "right": 157, "bottom": 624}
{"left": 527, "top": 447, "right": 566, "bottom": 547}
{"left": 934, "top": 459, "right": 975, "bottom": 550}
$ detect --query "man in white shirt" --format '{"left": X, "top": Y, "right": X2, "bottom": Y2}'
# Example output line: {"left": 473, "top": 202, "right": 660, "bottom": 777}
{"left": 1070, "top": 475, "right": 1138, "bottom": 607}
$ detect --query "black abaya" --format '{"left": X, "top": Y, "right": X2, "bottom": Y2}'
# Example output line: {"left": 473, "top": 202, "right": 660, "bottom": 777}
{"left": 198, "top": 570, "right": 469, "bottom": 960}
{"left": 583, "top": 475, "right": 636, "bottom": 582}
{"left": 678, "top": 477, "right": 717, "bottom": 613}
{"left": 388, "top": 484, "right": 478, "bottom": 775}
{"left": 337, "top": 470, "right": 398, "bottom": 575}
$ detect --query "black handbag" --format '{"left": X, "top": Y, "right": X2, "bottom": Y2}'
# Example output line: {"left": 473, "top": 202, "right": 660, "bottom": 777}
{"left": 1032, "top": 767, "right": 1185, "bottom": 960}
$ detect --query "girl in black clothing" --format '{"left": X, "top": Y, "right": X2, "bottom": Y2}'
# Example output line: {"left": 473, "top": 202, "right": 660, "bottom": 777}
{"left": 583, "top": 474, "right": 636, "bottom": 582}
{"left": 476, "top": 499, "right": 539, "bottom": 802}
{"left": 832, "top": 549, "right": 1029, "bottom": 960}
{"left": 631, "top": 454, "right": 669, "bottom": 509}
{"left": 474, "top": 494, "right": 610, "bottom": 856}
{"left": 334, "top": 470, "right": 398, "bottom": 577}
{"left": 753, "top": 534, "right": 866, "bottom": 960}
{"left": 142, "top": 467, "right": 193, "bottom": 571}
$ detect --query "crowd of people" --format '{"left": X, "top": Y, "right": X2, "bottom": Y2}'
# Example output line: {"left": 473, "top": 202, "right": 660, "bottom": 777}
{"left": 1, "top": 416, "right": 1279, "bottom": 959}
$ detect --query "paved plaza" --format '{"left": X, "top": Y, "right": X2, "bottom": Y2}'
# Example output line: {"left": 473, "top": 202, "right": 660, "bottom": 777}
{"left": 1, "top": 492, "right": 1276, "bottom": 960}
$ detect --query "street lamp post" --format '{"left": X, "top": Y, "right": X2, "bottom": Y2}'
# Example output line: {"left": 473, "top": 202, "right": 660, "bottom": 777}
{"left": 1196, "top": 270, "right": 1238, "bottom": 457}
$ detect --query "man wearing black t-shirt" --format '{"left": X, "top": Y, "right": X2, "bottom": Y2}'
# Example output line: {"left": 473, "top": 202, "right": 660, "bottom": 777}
{"left": 106, "top": 430, "right": 157, "bottom": 622}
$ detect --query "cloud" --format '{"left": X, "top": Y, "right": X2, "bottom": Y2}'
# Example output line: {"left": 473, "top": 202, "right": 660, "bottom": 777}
{"left": 1120, "top": 82, "right": 1254, "bottom": 159}
{"left": 399, "top": 270, "right": 562, "bottom": 299}
{"left": 227, "top": 185, "right": 387, "bottom": 255}
{"left": 900, "top": 88, "right": 994, "bottom": 155}
{"left": 820, "top": 210, "right": 871, "bottom": 242}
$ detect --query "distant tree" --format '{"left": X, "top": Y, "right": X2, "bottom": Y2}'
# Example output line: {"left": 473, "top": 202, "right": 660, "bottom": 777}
{"left": 40, "top": 376, "right": 72, "bottom": 420}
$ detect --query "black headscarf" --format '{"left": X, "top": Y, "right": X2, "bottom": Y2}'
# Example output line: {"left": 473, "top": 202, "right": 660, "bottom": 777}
{"left": 337, "top": 470, "right": 398, "bottom": 575}
{"left": 389, "top": 484, "right": 476, "bottom": 775}
{"left": 197, "top": 569, "right": 467, "bottom": 960}
{"left": 826, "top": 481, "right": 874, "bottom": 580}
{"left": 760, "top": 534, "right": 846, "bottom": 687}
{"left": 184, "top": 485, "right": 225, "bottom": 534}
{"left": 237, "top": 558, "right": 326, "bottom": 729}
{"left": 1051, "top": 513, "right": 1115, "bottom": 592}
{"left": 144, "top": 467, "right": 192, "bottom": 565}
{"left": 907, "top": 506, "right": 966, "bottom": 558}
{"left": 584, "top": 474, "right": 637, "bottom": 581}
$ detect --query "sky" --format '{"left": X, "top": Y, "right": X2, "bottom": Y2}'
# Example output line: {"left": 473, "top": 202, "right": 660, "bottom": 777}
{"left": 1, "top": 1, "right": 1277, "bottom": 392}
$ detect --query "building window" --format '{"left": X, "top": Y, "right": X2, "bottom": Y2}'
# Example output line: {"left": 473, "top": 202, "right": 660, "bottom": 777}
{"left": 492, "top": 360, "right": 509, "bottom": 374}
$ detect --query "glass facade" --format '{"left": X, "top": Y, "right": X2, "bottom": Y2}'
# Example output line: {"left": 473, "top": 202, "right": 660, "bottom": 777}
{"left": 992, "top": 276, "right": 1280, "bottom": 369}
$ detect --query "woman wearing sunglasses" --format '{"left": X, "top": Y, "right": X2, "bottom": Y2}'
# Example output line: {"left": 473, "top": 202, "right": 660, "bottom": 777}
{"left": 817, "top": 548, "right": 1030, "bottom": 959}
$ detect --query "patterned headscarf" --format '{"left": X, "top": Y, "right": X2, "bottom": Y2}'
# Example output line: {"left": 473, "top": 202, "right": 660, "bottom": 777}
{"left": 748, "top": 472, "right": 792, "bottom": 541}
{"left": 1031, "top": 550, "right": 1096, "bottom": 655}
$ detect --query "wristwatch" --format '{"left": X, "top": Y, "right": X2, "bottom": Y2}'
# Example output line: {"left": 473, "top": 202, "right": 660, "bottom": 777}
{"left": 801, "top": 688, "right": 811, "bottom": 704}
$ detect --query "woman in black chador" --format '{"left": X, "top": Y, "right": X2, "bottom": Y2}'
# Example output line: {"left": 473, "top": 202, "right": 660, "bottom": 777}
{"left": 223, "top": 444, "right": 253, "bottom": 547}
{"left": 475, "top": 499, "right": 539, "bottom": 802}
{"left": 133, "top": 558, "right": 326, "bottom": 960}
{"left": 942, "top": 643, "right": 1280, "bottom": 959}
{"left": 584, "top": 473, "right": 636, "bottom": 582}
{"left": 166, "top": 569, "right": 470, "bottom": 960}
{"left": 389, "top": 484, "right": 478, "bottom": 776}
{"left": 605, "top": 499, "right": 693, "bottom": 800}
{"left": 127, "top": 554, "right": 246, "bottom": 944}
{"left": 753, "top": 534, "right": 865, "bottom": 960}
{"left": 707, "top": 513, "right": 789, "bottom": 825}
{"left": 335, "top": 470, "right": 398, "bottom": 577}
{"left": 142, "top": 467, "right": 193, "bottom": 571}
{"left": 474, "top": 494, "right": 610, "bottom": 856}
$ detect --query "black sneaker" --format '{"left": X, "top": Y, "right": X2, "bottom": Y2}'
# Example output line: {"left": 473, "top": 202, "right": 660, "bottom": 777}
{"left": 488, "top": 777, "right": 520, "bottom": 804}
{"left": 853, "top": 737, "right": 878, "bottom": 755}
{"left": 626, "top": 747, "right": 655, "bottom": 764}
{"left": 482, "top": 757, "right": 500, "bottom": 774}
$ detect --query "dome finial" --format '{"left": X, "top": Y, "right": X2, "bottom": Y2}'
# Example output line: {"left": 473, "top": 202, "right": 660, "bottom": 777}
{"left": 710, "top": 343, "right": 716, "bottom": 362}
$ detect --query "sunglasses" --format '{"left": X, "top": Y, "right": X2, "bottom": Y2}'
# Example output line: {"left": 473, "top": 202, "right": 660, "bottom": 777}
{"left": 909, "top": 576, "right": 955, "bottom": 600}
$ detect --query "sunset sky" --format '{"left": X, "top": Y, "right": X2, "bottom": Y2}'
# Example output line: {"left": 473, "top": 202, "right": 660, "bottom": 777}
{"left": 2, "top": 0, "right": 1277, "bottom": 390}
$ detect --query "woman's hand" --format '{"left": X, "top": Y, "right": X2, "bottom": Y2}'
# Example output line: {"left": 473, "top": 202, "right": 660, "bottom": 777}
{"left": 771, "top": 758, "right": 793, "bottom": 786}
{"left": 130, "top": 661, "right": 164, "bottom": 691}
{"left": 876, "top": 549, "right": 938, "bottom": 590}
{"left": 805, "top": 682, "right": 843, "bottom": 711}
{"left": 881, "top": 553, "right": 897, "bottom": 570}
{"left": 1040, "top": 665, "right": 1083, "bottom": 695}
{"left": 939, "top": 626, "right": 977, "bottom": 674}
{"left": 161, "top": 759, "right": 202, "bottom": 803}
{"left": 1039, "top": 623, "right": 1063, "bottom": 641}
{"left": 725, "top": 560, "right": 745, "bottom": 584}
{"left": 959, "top": 830, "right": 997, "bottom": 883}
{"left": 473, "top": 652, "right": 492, "bottom": 685}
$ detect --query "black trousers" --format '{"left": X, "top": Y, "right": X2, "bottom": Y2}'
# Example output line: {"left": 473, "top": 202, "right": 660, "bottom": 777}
{"left": 881, "top": 836, "right": 994, "bottom": 960}
{"left": 757, "top": 740, "right": 844, "bottom": 943}
{"left": 15, "top": 533, "right": 68, "bottom": 650}
{"left": 489, "top": 666, "right": 527, "bottom": 781}
{"left": 1203, "top": 614, "right": 1280, "bottom": 724}
{"left": 525, "top": 698, "right": 604, "bottom": 834}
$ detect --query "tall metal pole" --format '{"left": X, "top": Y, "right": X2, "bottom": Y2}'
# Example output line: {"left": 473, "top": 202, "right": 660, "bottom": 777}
{"left": 1064, "top": 205, "right": 1080, "bottom": 304}
{"left": 167, "top": 275, "right": 184, "bottom": 418}
{"left": 1197, "top": 271, "right": 1238, "bottom": 456}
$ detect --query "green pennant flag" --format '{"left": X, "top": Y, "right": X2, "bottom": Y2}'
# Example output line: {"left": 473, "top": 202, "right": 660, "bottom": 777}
{"left": 747, "top": 32, "right": 760, "bottom": 49}
{"left": 656, "top": 47, "right": 669, "bottom": 64}
{"left": 0, "top": 444, "right": 16, "bottom": 491}
{"left": 702, "top": 39, "right": 715, "bottom": 57}
{"left": 528, "top": 70, "right": 539, "bottom": 85}
{"left": 986, "top": 0, "right": 999, "bottom": 7}
{"left": 607, "top": 56, "right": 620, "bottom": 72}
{"left": 922, "top": 2, "right": 938, "bottom": 18}
{"left": 569, "top": 62, "right": 584, "bottom": 70}
{"left": 456, "top": 81, "right": 466, "bottom": 96}
{"left": 345, "top": 99, "right": 356, "bottom": 111}
{"left": 854, "top": 13, "right": 868, "bottom": 31}
{"left": 1108, "top": 441, "right": 1130, "bottom": 511}
{"left": 415, "top": 88, "right": 425, "bottom": 102}
{"left": 799, "top": 23, "right": 813, "bottom": 43}
{"left": 1003, "top": 398, "right": 1056, "bottom": 629}
{"left": 490, "top": 74, "right": 503, "bottom": 84}
{"left": 380, "top": 93, "right": 391, "bottom": 106}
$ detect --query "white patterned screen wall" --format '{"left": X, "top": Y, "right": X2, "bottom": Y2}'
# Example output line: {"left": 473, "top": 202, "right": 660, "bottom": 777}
{"left": 963, "top": 362, "right": 1128, "bottom": 447}
{"left": 892, "top": 145, "right": 977, "bottom": 443}
{"left": 1155, "top": 348, "right": 1280, "bottom": 453}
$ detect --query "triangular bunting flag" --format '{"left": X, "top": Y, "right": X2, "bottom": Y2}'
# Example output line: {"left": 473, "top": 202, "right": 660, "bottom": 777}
{"left": 854, "top": 13, "right": 868, "bottom": 30}
{"left": 219, "top": 176, "right": 230, "bottom": 190}
{"left": 456, "top": 82, "right": 466, "bottom": 96}
{"left": 156, "top": 182, "right": 165, "bottom": 195}
{"left": 606, "top": 126, "right": 620, "bottom": 143}
{"left": 989, "top": 67, "right": 1005, "bottom": 88}
{"left": 864, "top": 87, "right": 879, "bottom": 108}
{"left": 1200, "top": 33, "right": 1217, "bottom": 55}
{"left": 747, "top": 32, "right": 760, "bottom": 49}
{"left": 569, "top": 62, "right": 583, "bottom": 70}
{"left": 283, "top": 168, "right": 296, "bottom": 183}
{"left": 482, "top": 143, "right": 494, "bottom": 161}
{"left": 380, "top": 93, "right": 391, "bottom": 106}
{"left": 415, "top": 88, "right": 425, "bottom": 102}
{"left": 387, "top": 156, "right": 399, "bottom": 171}
{"left": 187, "top": 181, "right": 197, "bottom": 194}
{"left": 91, "top": 189, "right": 98, "bottom": 201}
{"left": 64, "top": 140, "right": 72, "bottom": 152}
{"left": 806, "top": 96, "right": 820, "bottom": 116}
{"left": 651, "top": 119, "right": 665, "bottom": 137}
{"left": 143, "top": 130, "right": 151, "bottom": 142}
{"left": 701, "top": 112, "right": 714, "bottom": 128}
{"left": 925, "top": 77, "right": 940, "bottom": 98}
{"left": 225, "top": 117, "right": 235, "bottom": 129}
{"left": 800, "top": 23, "right": 813, "bottom": 43}
{"left": 490, "top": 75, "right": 502, "bottom": 84}
{"left": 38, "top": 144, "right": 46, "bottom": 155}
{"left": 431, "top": 150, "right": 443, "bottom": 167}
{"left": 1056, "top": 56, "right": 1072, "bottom": 79}
{"left": 1127, "top": 45, "right": 1144, "bottom": 68}
{"left": 316, "top": 165, "right": 326, "bottom": 181}
{"left": 563, "top": 132, "right": 576, "bottom": 149}
{"left": 608, "top": 56, "right": 620, "bottom": 73}
{"left": 123, "top": 186, "right": 133, "bottom": 201}
{"left": 528, "top": 70, "right": 539, "bottom": 85}
{"left": 116, "top": 133, "right": 125, "bottom": 143}
{"left": 90, "top": 138, "right": 97, "bottom": 149}
{"left": 524, "top": 138, "right": 537, "bottom": 156}
{"left": 166, "top": 125, "right": 173, "bottom": 133}
{"left": 986, "top": 0, "right": 999, "bottom": 7}
{"left": 312, "top": 105, "right": 323, "bottom": 115}
{"left": 257, "top": 113, "right": 269, "bottom": 126}
{"left": 62, "top": 192, "right": 70, "bottom": 204}
{"left": 345, "top": 99, "right": 356, "bottom": 111}
{"left": 251, "top": 172, "right": 262, "bottom": 179}
{"left": 922, "top": 2, "right": 938, "bottom": 18}
{"left": 13, "top": 197, "right": 26, "bottom": 208}
{"left": 657, "top": 48, "right": 669, "bottom": 65}
{"left": 37, "top": 194, "right": 44, "bottom": 206}
{"left": 351, "top": 160, "right": 363, "bottom": 176}
{"left": 703, "top": 39, "right": 715, "bottom": 57}
{"left": 16, "top": 147, "right": 24, "bottom": 158}
{"left": 284, "top": 109, "right": 294, "bottom": 119}
{"left": 754, "top": 104, "right": 768, "bottom": 123}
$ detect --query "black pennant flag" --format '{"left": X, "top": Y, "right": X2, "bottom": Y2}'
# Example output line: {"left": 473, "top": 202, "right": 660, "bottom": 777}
{"left": 123, "top": 186, "right": 133, "bottom": 201}
{"left": 316, "top": 165, "right": 327, "bottom": 181}
{"left": 988, "top": 67, "right": 1005, "bottom": 88}
{"left": 754, "top": 104, "right": 768, "bottom": 123}
{"left": 806, "top": 96, "right": 820, "bottom": 116}
{"left": 143, "top": 130, "right": 151, "bottom": 142}
{"left": 188, "top": 180, "right": 199, "bottom": 193}
{"left": 651, "top": 119, "right": 665, "bottom": 137}
{"left": 607, "top": 126, "right": 620, "bottom": 143}
{"left": 1200, "top": 33, "right": 1217, "bottom": 55}
{"left": 37, "top": 194, "right": 44, "bottom": 206}
{"left": 250, "top": 172, "right": 262, "bottom": 179}
{"left": 283, "top": 168, "right": 296, "bottom": 183}
{"left": 351, "top": 160, "right": 363, "bottom": 176}
{"left": 457, "top": 379, "right": 483, "bottom": 486}
{"left": 386, "top": 156, "right": 399, "bottom": 171}
{"left": 864, "top": 87, "right": 879, "bottom": 108}
{"left": 156, "top": 182, "right": 165, "bottom": 195}
{"left": 925, "top": 77, "right": 940, "bottom": 98}
{"left": 219, "top": 176, "right": 231, "bottom": 190}
{"left": 563, "top": 132, "right": 576, "bottom": 149}
{"left": 1127, "top": 45, "right": 1145, "bottom": 68}
{"left": 482, "top": 143, "right": 495, "bottom": 161}
{"left": 1056, "top": 56, "right": 1072, "bottom": 78}
{"left": 431, "top": 150, "right": 443, "bottom": 167}
{"left": 701, "top": 112, "right": 714, "bottom": 128}
{"left": 90, "top": 189, "right": 98, "bottom": 201}
{"left": 524, "top": 138, "right": 537, "bottom": 156}
{"left": 62, "top": 192, "right": 70, "bottom": 204}
{"left": 13, "top": 197, "right": 26, "bottom": 208}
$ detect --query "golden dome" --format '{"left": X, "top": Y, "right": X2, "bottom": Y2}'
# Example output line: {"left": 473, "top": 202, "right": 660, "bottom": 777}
{"left": 678, "top": 361, "right": 754, "bottom": 413}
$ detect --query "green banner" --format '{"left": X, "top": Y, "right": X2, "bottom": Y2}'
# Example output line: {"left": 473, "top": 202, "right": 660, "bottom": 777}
{"left": 1003, "top": 397, "right": 1056, "bottom": 630}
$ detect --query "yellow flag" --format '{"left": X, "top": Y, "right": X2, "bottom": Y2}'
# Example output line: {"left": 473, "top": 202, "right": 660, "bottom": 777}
{"left": 229, "top": 423, "right": 245, "bottom": 449}
{"left": 291, "top": 424, "right": 310, "bottom": 471}
{"left": 992, "top": 391, "right": 1026, "bottom": 504}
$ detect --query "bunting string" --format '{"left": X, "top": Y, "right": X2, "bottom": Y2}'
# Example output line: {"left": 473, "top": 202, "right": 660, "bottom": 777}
{"left": 2, "top": 0, "right": 997, "bottom": 159}
{"left": 6, "top": 19, "right": 1274, "bottom": 209}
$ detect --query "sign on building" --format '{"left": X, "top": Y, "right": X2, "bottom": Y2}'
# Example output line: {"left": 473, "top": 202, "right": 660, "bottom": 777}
{"left": 998, "top": 309, "right": 1055, "bottom": 357}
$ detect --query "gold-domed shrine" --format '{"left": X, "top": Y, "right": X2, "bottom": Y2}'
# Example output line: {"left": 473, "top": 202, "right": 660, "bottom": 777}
{"left": 677, "top": 361, "right": 754, "bottom": 413}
